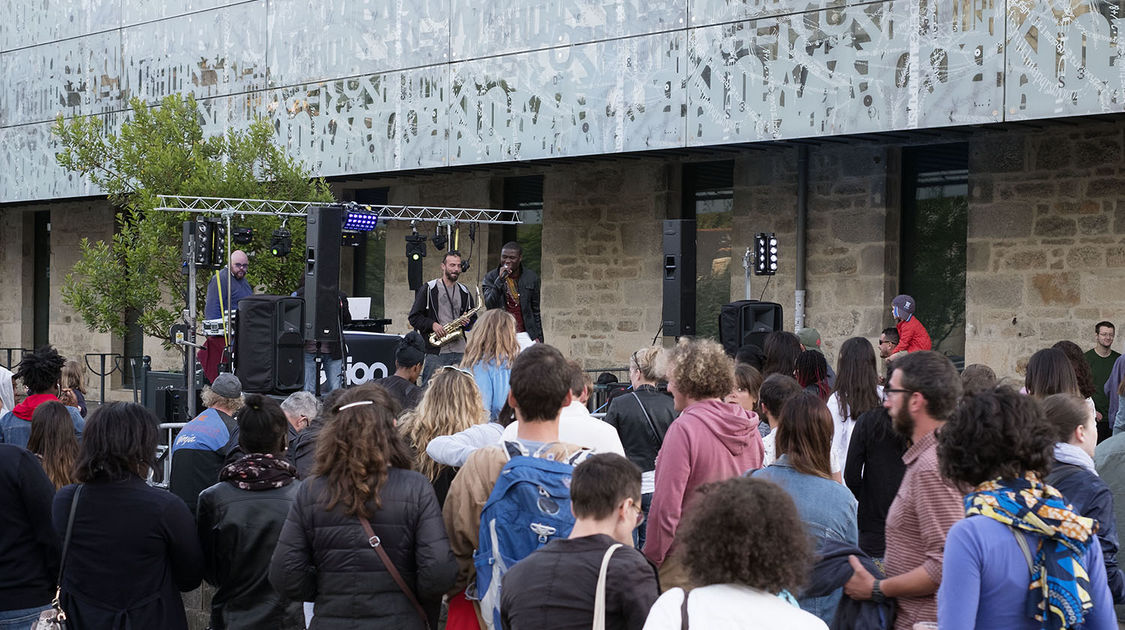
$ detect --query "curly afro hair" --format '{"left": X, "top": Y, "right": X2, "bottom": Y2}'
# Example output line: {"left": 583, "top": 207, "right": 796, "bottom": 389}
{"left": 15, "top": 345, "right": 66, "bottom": 395}
{"left": 678, "top": 477, "right": 812, "bottom": 593}
{"left": 937, "top": 386, "right": 1055, "bottom": 489}
{"left": 666, "top": 338, "right": 734, "bottom": 402}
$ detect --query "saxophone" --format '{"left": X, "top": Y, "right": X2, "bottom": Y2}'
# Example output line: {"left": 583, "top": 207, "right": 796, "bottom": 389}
{"left": 429, "top": 288, "right": 485, "bottom": 347}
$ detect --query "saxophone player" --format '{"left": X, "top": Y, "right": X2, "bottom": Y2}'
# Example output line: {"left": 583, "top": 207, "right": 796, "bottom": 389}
{"left": 408, "top": 250, "right": 479, "bottom": 385}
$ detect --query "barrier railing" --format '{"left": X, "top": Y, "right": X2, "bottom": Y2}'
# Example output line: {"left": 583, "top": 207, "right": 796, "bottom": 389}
{"left": 151, "top": 422, "right": 186, "bottom": 488}
{"left": 0, "top": 348, "right": 28, "bottom": 370}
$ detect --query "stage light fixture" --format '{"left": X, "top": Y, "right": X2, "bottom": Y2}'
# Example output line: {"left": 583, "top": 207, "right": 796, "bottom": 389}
{"left": 406, "top": 232, "right": 428, "bottom": 291}
{"left": 431, "top": 226, "right": 448, "bottom": 250}
{"left": 344, "top": 211, "right": 379, "bottom": 231}
{"left": 754, "top": 232, "right": 778, "bottom": 276}
{"left": 233, "top": 226, "right": 253, "bottom": 245}
{"left": 270, "top": 228, "right": 292, "bottom": 257}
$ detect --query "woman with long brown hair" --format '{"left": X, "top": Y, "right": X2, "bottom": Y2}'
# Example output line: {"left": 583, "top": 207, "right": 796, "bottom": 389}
{"left": 750, "top": 392, "right": 857, "bottom": 624}
{"left": 460, "top": 309, "right": 520, "bottom": 420}
{"left": 27, "top": 400, "right": 79, "bottom": 489}
{"left": 400, "top": 366, "right": 488, "bottom": 506}
{"left": 59, "top": 359, "right": 88, "bottom": 418}
{"left": 827, "top": 337, "right": 882, "bottom": 470}
{"left": 269, "top": 384, "right": 456, "bottom": 629}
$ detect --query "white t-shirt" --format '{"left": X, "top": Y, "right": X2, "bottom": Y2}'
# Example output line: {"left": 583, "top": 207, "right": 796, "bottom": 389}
{"left": 643, "top": 584, "right": 828, "bottom": 630}
{"left": 827, "top": 386, "right": 883, "bottom": 471}
{"left": 502, "top": 401, "right": 626, "bottom": 456}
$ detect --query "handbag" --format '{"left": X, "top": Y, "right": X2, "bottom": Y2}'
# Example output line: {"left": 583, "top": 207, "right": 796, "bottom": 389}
{"left": 591, "top": 544, "right": 623, "bottom": 630}
{"left": 358, "top": 518, "right": 431, "bottom": 629}
{"left": 34, "top": 484, "right": 83, "bottom": 630}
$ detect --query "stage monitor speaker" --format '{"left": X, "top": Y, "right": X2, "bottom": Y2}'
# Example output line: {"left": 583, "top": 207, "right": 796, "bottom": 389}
{"left": 305, "top": 205, "right": 344, "bottom": 344}
{"left": 236, "top": 295, "right": 306, "bottom": 393}
{"left": 719, "top": 300, "right": 784, "bottom": 356}
{"left": 662, "top": 219, "right": 696, "bottom": 337}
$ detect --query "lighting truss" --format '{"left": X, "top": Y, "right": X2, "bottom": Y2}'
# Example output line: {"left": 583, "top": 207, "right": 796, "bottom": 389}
{"left": 154, "top": 195, "right": 523, "bottom": 225}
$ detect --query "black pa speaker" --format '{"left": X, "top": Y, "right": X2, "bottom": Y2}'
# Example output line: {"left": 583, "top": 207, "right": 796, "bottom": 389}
{"left": 305, "top": 205, "right": 344, "bottom": 344}
{"left": 719, "top": 300, "right": 784, "bottom": 356}
{"left": 236, "top": 295, "right": 306, "bottom": 393}
{"left": 662, "top": 219, "right": 696, "bottom": 337}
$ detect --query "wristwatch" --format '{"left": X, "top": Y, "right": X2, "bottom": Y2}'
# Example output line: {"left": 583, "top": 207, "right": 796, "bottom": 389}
{"left": 871, "top": 579, "right": 887, "bottom": 603}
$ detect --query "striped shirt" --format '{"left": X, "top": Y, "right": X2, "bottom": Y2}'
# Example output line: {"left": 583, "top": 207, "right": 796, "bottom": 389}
{"left": 882, "top": 429, "right": 964, "bottom": 630}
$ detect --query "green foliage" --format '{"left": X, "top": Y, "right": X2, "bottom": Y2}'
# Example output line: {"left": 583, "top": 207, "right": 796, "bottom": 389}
{"left": 54, "top": 94, "right": 333, "bottom": 346}
{"left": 903, "top": 195, "right": 967, "bottom": 356}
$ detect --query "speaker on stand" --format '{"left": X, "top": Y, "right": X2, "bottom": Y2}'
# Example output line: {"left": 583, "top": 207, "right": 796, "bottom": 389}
{"left": 662, "top": 219, "right": 696, "bottom": 337}
{"left": 719, "top": 300, "right": 784, "bottom": 356}
{"left": 235, "top": 295, "right": 306, "bottom": 393}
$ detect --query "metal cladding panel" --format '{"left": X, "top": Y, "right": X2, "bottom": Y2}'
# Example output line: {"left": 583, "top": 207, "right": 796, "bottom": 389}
{"left": 121, "top": 1, "right": 268, "bottom": 103}
{"left": 1005, "top": 0, "right": 1125, "bottom": 119}
{"left": 2, "top": 31, "right": 125, "bottom": 127}
{"left": 1, "top": 0, "right": 120, "bottom": 51}
{"left": 269, "top": 0, "right": 449, "bottom": 87}
{"left": 450, "top": 0, "right": 685, "bottom": 61}
{"left": 686, "top": 1, "right": 1005, "bottom": 145}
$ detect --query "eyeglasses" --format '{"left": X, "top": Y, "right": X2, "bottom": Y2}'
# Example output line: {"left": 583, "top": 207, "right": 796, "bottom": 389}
{"left": 630, "top": 500, "right": 646, "bottom": 527}
{"left": 232, "top": 263, "right": 249, "bottom": 269}
{"left": 437, "top": 365, "right": 474, "bottom": 377}
{"left": 885, "top": 388, "right": 914, "bottom": 397}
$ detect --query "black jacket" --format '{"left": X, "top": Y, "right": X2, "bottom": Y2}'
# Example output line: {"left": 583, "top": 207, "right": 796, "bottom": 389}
{"left": 804, "top": 540, "right": 895, "bottom": 630}
{"left": 482, "top": 265, "right": 543, "bottom": 342}
{"left": 408, "top": 279, "right": 477, "bottom": 353}
{"left": 500, "top": 534, "right": 659, "bottom": 630}
{"left": 288, "top": 421, "right": 322, "bottom": 480}
{"left": 0, "top": 444, "right": 59, "bottom": 611}
{"left": 269, "top": 468, "right": 457, "bottom": 629}
{"left": 602, "top": 386, "right": 677, "bottom": 473}
{"left": 53, "top": 477, "right": 204, "bottom": 630}
{"left": 197, "top": 478, "right": 304, "bottom": 630}
{"left": 1047, "top": 461, "right": 1125, "bottom": 604}
{"left": 843, "top": 408, "right": 907, "bottom": 558}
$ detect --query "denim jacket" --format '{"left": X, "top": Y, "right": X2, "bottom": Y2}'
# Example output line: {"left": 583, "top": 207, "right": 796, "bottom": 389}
{"left": 751, "top": 455, "right": 859, "bottom": 624}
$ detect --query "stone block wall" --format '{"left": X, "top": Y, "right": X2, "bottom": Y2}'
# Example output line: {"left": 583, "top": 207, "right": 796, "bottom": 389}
{"left": 966, "top": 121, "right": 1125, "bottom": 377}
{"left": 540, "top": 159, "right": 673, "bottom": 368}
{"left": 0, "top": 208, "right": 31, "bottom": 353}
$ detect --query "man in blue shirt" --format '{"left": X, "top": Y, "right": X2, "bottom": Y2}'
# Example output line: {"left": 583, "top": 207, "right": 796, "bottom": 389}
{"left": 199, "top": 251, "right": 253, "bottom": 383}
{"left": 169, "top": 373, "right": 244, "bottom": 515}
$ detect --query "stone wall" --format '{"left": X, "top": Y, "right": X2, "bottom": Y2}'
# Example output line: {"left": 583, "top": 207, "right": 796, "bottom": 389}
{"left": 0, "top": 207, "right": 31, "bottom": 354}
{"left": 540, "top": 159, "right": 673, "bottom": 368}
{"left": 734, "top": 144, "right": 898, "bottom": 367}
{"left": 965, "top": 121, "right": 1125, "bottom": 378}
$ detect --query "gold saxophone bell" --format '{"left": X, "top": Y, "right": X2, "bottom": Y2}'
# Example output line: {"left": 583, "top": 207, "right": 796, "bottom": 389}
{"left": 429, "top": 288, "right": 485, "bottom": 347}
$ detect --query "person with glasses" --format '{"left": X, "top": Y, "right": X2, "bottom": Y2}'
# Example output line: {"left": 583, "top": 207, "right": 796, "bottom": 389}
{"left": 843, "top": 351, "right": 964, "bottom": 630}
{"left": 199, "top": 250, "right": 253, "bottom": 384}
{"left": 499, "top": 453, "right": 659, "bottom": 630}
{"left": 876, "top": 328, "right": 899, "bottom": 361}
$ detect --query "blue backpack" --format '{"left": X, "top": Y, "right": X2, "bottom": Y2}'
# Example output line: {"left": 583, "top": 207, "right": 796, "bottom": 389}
{"left": 473, "top": 441, "right": 588, "bottom": 629}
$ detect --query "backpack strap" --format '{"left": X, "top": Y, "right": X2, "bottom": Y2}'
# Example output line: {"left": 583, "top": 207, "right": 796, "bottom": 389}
{"left": 358, "top": 518, "right": 430, "bottom": 628}
{"left": 1011, "top": 527, "right": 1037, "bottom": 574}
{"left": 631, "top": 392, "right": 666, "bottom": 442}
{"left": 592, "top": 544, "right": 623, "bottom": 630}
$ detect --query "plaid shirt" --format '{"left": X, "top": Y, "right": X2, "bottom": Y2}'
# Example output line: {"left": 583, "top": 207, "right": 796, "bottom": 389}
{"left": 882, "top": 429, "right": 964, "bottom": 630}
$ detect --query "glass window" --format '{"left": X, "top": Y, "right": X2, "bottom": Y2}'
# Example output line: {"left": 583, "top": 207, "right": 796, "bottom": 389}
{"left": 352, "top": 188, "right": 389, "bottom": 320}
{"left": 684, "top": 161, "right": 734, "bottom": 341}
{"left": 503, "top": 175, "right": 544, "bottom": 275}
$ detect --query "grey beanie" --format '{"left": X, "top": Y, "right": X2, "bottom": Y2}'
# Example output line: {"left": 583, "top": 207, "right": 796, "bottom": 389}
{"left": 891, "top": 294, "right": 916, "bottom": 318}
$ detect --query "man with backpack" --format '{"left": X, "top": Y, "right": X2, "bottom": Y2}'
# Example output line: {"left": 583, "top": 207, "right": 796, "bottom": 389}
{"left": 500, "top": 453, "right": 659, "bottom": 630}
{"left": 169, "top": 373, "right": 244, "bottom": 515}
{"left": 442, "top": 344, "right": 590, "bottom": 630}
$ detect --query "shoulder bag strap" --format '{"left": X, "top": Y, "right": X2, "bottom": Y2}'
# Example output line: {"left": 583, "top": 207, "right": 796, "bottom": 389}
{"left": 679, "top": 589, "right": 690, "bottom": 630}
{"left": 1010, "top": 527, "right": 1036, "bottom": 574}
{"left": 52, "top": 483, "right": 84, "bottom": 616}
{"left": 358, "top": 518, "right": 430, "bottom": 628}
{"left": 631, "top": 392, "right": 665, "bottom": 442}
{"left": 592, "top": 543, "right": 623, "bottom": 630}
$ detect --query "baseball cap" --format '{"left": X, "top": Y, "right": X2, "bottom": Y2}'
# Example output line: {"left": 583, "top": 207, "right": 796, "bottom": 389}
{"left": 210, "top": 373, "right": 242, "bottom": 398}
{"left": 797, "top": 327, "right": 822, "bottom": 352}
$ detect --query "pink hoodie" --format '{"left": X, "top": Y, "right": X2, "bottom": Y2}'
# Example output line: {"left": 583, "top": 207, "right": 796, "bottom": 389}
{"left": 644, "top": 399, "right": 764, "bottom": 566}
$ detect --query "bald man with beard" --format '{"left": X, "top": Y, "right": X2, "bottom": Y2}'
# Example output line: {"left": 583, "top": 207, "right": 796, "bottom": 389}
{"left": 199, "top": 250, "right": 253, "bottom": 383}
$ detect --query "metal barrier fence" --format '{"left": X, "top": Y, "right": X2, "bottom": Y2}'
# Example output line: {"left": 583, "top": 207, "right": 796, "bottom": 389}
{"left": 151, "top": 422, "right": 186, "bottom": 488}
{"left": 584, "top": 366, "right": 630, "bottom": 413}
{"left": 0, "top": 348, "right": 27, "bottom": 370}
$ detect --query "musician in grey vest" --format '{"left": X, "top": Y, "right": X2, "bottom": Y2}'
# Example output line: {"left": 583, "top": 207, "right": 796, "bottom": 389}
{"left": 408, "top": 250, "right": 480, "bottom": 385}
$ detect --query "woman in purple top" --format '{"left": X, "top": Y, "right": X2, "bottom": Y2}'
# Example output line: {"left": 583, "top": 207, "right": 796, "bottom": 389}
{"left": 936, "top": 387, "right": 1116, "bottom": 630}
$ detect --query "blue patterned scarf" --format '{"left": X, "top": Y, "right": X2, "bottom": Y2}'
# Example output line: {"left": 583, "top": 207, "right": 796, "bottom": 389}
{"left": 965, "top": 473, "right": 1096, "bottom": 629}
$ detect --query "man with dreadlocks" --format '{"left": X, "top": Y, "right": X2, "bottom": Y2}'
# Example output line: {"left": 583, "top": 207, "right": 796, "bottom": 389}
{"left": 0, "top": 346, "right": 84, "bottom": 448}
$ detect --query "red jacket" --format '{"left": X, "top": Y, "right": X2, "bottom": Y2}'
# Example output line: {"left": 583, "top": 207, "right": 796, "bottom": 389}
{"left": 893, "top": 317, "right": 932, "bottom": 354}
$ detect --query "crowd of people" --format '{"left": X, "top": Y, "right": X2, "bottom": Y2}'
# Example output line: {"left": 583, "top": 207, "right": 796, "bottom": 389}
{"left": 8, "top": 285, "right": 1125, "bottom": 630}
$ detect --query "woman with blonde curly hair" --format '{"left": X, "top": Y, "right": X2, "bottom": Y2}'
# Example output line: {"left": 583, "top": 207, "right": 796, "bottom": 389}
{"left": 460, "top": 309, "right": 520, "bottom": 420}
{"left": 269, "top": 384, "right": 457, "bottom": 629}
{"left": 644, "top": 338, "right": 765, "bottom": 581}
{"left": 400, "top": 366, "right": 487, "bottom": 506}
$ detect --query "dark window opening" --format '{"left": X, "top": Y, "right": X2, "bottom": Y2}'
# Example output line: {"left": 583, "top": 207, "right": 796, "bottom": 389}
{"left": 682, "top": 161, "right": 734, "bottom": 341}
{"left": 33, "top": 211, "right": 50, "bottom": 349}
{"left": 901, "top": 143, "right": 968, "bottom": 364}
{"left": 352, "top": 187, "right": 389, "bottom": 320}
{"left": 502, "top": 175, "right": 544, "bottom": 276}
